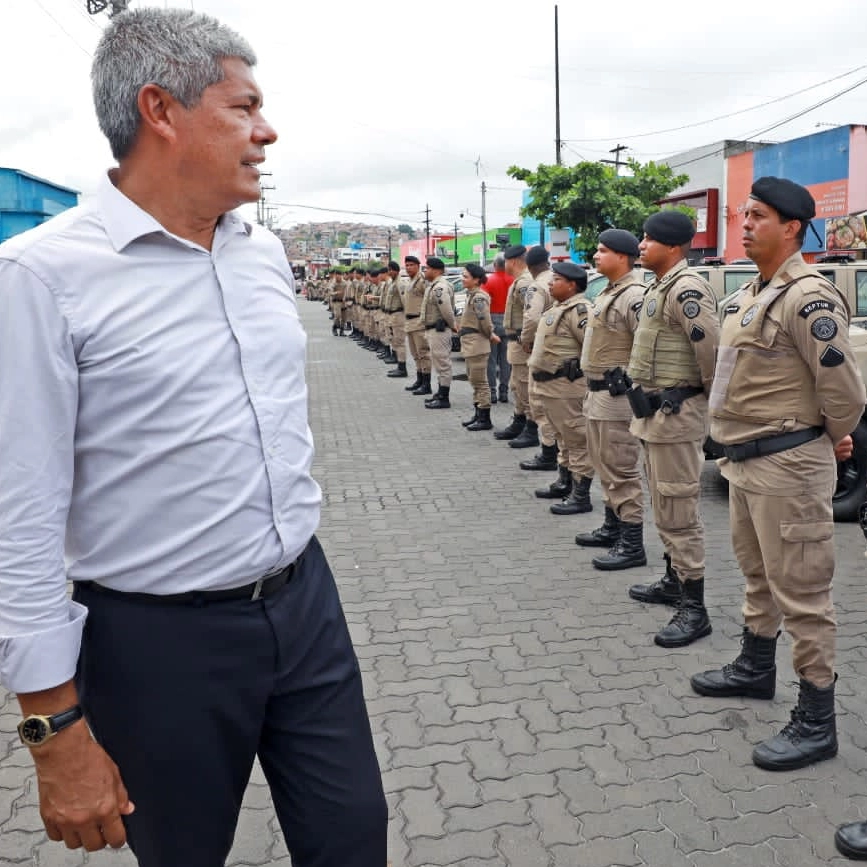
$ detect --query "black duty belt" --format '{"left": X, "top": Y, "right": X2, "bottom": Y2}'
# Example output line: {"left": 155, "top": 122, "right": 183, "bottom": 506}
{"left": 459, "top": 327, "right": 480, "bottom": 336}
{"left": 721, "top": 426, "right": 825, "bottom": 463}
{"left": 532, "top": 368, "right": 577, "bottom": 382}
{"left": 505, "top": 330, "right": 522, "bottom": 341}
{"left": 647, "top": 386, "right": 704, "bottom": 413}
{"left": 405, "top": 313, "right": 420, "bottom": 319}
{"left": 384, "top": 308, "right": 403, "bottom": 314}
{"left": 78, "top": 545, "right": 307, "bottom": 605}
{"left": 587, "top": 378, "right": 607, "bottom": 392}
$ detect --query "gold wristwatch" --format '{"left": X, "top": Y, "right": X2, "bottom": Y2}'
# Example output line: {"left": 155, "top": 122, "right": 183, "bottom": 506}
{"left": 18, "top": 705, "right": 84, "bottom": 747}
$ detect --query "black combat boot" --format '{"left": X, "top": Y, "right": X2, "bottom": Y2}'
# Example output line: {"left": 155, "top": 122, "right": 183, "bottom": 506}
{"left": 550, "top": 476, "right": 593, "bottom": 515}
{"left": 592, "top": 522, "right": 647, "bottom": 570}
{"left": 424, "top": 386, "right": 445, "bottom": 406}
{"left": 425, "top": 386, "right": 451, "bottom": 409}
{"left": 628, "top": 554, "right": 682, "bottom": 605}
{"left": 405, "top": 371, "right": 423, "bottom": 391}
{"left": 499, "top": 387, "right": 509, "bottom": 403}
{"left": 332, "top": 324, "right": 340, "bottom": 336}
{"left": 535, "top": 465, "right": 571, "bottom": 499}
{"left": 384, "top": 350, "right": 399, "bottom": 365}
{"left": 835, "top": 821, "right": 867, "bottom": 860}
{"left": 752, "top": 677, "right": 838, "bottom": 771}
{"left": 690, "top": 628, "right": 778, "bottom": 699}
{"left": 509, "top": 419, "right": 540, "bottom": 449}
{"left": 412, "top": 373, "right": 433, "bottom": 395}
{"left": 575, "top": 506, "right": 620, "bottom": 547}
{"left": 490, "top": 389, "right": 498, "bottom": 404}
{"left": 462, "top": 405, "right": 479, "bottom": 427}
{"left": 654, "top": 577, "right": 712, "bottom": 648}
{"left": 387, "top": 361, "right": 408, "bottom": 378}
{"left": 466, "top": 407, "right": 493, "bottom": 431}
{"left": 494, "top": 414, "right": 526, "bottom": 440}
{"left": 519, "top": 442, "right": 558, "bottom": 471}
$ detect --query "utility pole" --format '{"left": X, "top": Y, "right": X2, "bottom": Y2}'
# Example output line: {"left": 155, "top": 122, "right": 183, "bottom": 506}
{"left": 481, "top": 181, "right": 487, "bottom": 266}
{"left": 454, "top": 221, "right": 459, "bottom": 265}
{"left": 424, "top": 203, "right": 431, "bottom": 255}
{"left": 386, "top": 228, "right": 392, "bottom": 261}
{"left": 601, "top": 144, "right": 628, "bottom": 175}
{"left": 554, "top": 4, "right": 562, "bottom": 167}
{"left": 257, "top": 172, "right": 274, "bottom": 226}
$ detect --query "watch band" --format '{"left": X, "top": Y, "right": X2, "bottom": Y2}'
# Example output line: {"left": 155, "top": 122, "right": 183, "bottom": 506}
{"left": 49, "top": 705, "right": 84, "bottom": 734}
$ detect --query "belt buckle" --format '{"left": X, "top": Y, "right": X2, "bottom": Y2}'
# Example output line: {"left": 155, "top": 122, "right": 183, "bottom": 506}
{"left": 659, "top": 398, "right": 676, "bottom": 415}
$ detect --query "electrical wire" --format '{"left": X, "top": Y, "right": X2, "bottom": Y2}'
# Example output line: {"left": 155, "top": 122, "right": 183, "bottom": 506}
{"left": 33, "top": 0, "right": 93, "bottom": 56}
{"left": 564, "top": 63, "right": 867, "bottom": 144}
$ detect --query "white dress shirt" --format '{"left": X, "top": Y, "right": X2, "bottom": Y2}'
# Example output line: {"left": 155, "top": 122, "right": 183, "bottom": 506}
{"left": 0, "top": 173, "right": 322, "bottom": 693}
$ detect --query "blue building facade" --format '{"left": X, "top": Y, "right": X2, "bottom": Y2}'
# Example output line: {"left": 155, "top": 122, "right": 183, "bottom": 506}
{"left": 0, "top": 168, "right": 79, "bottom": 243}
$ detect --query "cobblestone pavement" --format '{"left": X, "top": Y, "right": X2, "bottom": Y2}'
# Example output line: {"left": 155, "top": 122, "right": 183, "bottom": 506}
{"left": 2, "top": 296, "right": 866, "bottom": 866}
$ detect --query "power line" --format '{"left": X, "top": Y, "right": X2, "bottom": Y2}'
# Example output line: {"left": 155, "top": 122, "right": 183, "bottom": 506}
{"left": 269, "top": 202, "right": 421, "bottom": 223}
{"left": 33, "top": 0, "right": 93, "bottom": 56}
{"left": 564, "top": 64, "right": 867, "bottom": 144}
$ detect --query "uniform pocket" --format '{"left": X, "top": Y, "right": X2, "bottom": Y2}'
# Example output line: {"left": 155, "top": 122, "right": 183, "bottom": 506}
{"left": 780, "top": 521, "right": 834, "bottom": 590}
{"left": 656, "top": 480, "right": 700, "bottom": 529}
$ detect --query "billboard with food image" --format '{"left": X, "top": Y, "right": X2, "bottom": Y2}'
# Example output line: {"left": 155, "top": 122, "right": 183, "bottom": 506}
{"left": 826, "top": 214, "right": 867, "bottom": 252}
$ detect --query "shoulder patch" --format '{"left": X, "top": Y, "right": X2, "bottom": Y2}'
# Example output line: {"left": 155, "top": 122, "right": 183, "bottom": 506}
{"left": 799, "top": 299, "right": 836, "bottom": 318}
{"left": 434, "top": 287, "right": 444, "bottom": 299}
{"left": 741, "top": 304, "right": 759, "bottom": 327}
{"left": 677, "top": 289, "right": 703, "bottom": 303}
{"left": 690, "top": 325, "right": 706, "bottom": 342}
{"left": 645, "top": 298, "right": 658, "bottom": 317}
{"left": 682, "top": 300, "right": 701, "bottom": 319}
{"left": 820, "top": 345, "right": 845, "bottom": 367}
{"left": 811, "top": 316, "right": 838, "bottom": 341}
{"left": 472, "top": 295, "right": 487, "bottom": 315}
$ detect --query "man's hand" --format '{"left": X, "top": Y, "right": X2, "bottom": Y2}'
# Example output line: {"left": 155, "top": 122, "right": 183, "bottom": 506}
{"left": 490, "top": 334, "right": 501, "bottom": 345}
{"left": 32, "top": 722, "right": 134, "bottom": 851}
{"left": 834, "top": 434, "right": 854, "bottom": 461}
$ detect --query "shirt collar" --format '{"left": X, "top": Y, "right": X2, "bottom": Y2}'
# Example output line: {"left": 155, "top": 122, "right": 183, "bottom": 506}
{"left": 97, "top": 170, "right": 253, "bottom": 253}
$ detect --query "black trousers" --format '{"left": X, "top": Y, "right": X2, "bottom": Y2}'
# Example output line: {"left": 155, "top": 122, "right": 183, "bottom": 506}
{"left": 73, "top": 536, "right": 386, "bottom": 867}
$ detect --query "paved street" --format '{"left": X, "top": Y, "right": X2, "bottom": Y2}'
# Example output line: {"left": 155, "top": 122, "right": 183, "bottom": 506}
{"left": 2, "top": 295, "right": 867, "bottom": 866}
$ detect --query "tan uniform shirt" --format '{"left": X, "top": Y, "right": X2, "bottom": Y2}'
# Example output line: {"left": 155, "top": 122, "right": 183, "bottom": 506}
{"left": 528, "top": 293, "right": 589, "bottom": 396}
{"left": 403, "top": 272, "right": 427, "bottom": 332}
{"left": 521, "top": 268, "right": 554, "bottom": 352}
{"left": 504, "top": 270, "right": 533, "bottom": 335}
{"left": 422, "top": 275, "right": 457, "bottom": 329}
{"left": 711, "top": 252, "right": 864, "bottom": 494}
{"left": 628, "top": 260, "right": 720, "bottom": 443}
{"left": 583, "top": 273, "right": 645, "bottom": 423}
{"left": 459, "top": 289, "right": 494, "bottom": 357}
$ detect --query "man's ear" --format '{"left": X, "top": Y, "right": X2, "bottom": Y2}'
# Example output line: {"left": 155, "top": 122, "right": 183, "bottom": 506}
{"left": 136, "top": 83, "right": 181, "bottom": 145}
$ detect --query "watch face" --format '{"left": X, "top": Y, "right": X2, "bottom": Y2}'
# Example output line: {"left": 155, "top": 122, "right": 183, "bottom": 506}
{"left": 20, "top": 717, "right": 50, "bottom": 745}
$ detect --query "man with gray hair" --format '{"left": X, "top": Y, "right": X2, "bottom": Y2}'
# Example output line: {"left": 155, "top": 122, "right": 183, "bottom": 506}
{"left": 0, "top": 8, "right": 386, "bottom": 866}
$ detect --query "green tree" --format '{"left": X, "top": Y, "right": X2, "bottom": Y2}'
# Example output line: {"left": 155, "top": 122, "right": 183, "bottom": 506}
{"left": 397, "top": 223, "right": 416, "bottom": 240}
{"left": 336, "top": 230, "right": 349, "bottom": 247}
{"left": 507, "top": 158, "right": 690, "bottom": 258}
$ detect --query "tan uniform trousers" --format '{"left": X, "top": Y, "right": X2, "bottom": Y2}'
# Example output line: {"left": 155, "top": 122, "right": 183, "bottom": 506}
{"left": 641, "top": 438, "right": 705, "bottom": 583}
{"left": 426, "top": 328, "right": 453, "bottom": 387}
{"left": 536, "top": 379, "right": 593, "bottom": 479}
{"left": 587, "top": 418, "right": 643, "bottom": 523}
{"left": 507, "top": 340, "right": 530, "bottom": 415}
{"left": 389, "top": 313, "right": 406, "bottom": 362}
{"left": 330, "top": 302, "right": 345, "bottom": 327}
{"left": 529, "top": 379, "right": 558, "bottom": 449}
{"left": 465, "top": 354, "right": 491, "bottom": 408}
{"left": 729, "top": 482, "right": 836, "bottom": 687}
{"left": 407, "top": 329, "right": 430, "bottom": 374}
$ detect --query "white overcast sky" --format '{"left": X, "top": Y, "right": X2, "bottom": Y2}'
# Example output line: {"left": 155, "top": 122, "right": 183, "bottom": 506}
{"left": 4, "top": 0, "right": 867, "bottom": 234}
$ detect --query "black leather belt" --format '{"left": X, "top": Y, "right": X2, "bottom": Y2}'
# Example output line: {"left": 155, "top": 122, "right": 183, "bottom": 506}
{"left": 505, "top": 330, "right": 522, "bottom": 342}
{"left": 532, "top": 368, "right": 567, "bottom": 382}
{"left": 405, "top": 313, "right": 420, "bottom": 319}
{"left": 78, "top": 546, "right": 307, "bottom": 605}
{"left": 721, "top": 426, "right": 825, "bottom": 463}
{"left": 587, "top": 378, "right": 607, "bottom": 391}
{"left": 459, "top": 327, "right": 480, "bottom": 336}
{"left": 647, "top": 386, "right": 704, "bottom": 413}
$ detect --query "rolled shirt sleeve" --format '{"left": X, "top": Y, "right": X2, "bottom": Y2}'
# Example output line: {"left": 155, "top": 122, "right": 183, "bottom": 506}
{"left": 0, "top": 258, "right": 86, "bottom": 693}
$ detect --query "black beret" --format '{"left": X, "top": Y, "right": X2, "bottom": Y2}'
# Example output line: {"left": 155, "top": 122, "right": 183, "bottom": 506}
{"left": 388, "top": 260, "right": 400, "bottom": 271}
{"left": 552, "top": 261, "right": 588, "bottom": 289}
{"left": 404, "top": 255, "right": 420, "bottom": 265}
{"left": 643, "top": 210, "right": 696, "bottom": 246}
{"left": 599, "top": 228, "right": 640, "bottom": 257}
{"left": 425, "top": 256, "right": 445, "bottom": 270}
{"left": 503, "top": 244, "right": 527, "bottom": 260}
{"left": 525, "top": 245, "right": 549, "bottom": 266}
{"left": 464, "top": 263, "right": 487, "bottom": 281}
{"left": 749, "top": 176, "right": 816, "bottom": 222}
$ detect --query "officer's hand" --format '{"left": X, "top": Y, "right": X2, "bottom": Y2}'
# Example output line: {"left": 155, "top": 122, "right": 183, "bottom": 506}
{"left": 490, "top": 334, "right": 501, "bottom": 344}
{"left": 32, "top": 722, "right": 134, "bottom": 851}
{"left": 521, "top": 342, "right": 532, "bottom": 353}
{"left": 834, "top": 434, "right": 854, "bottom": 461}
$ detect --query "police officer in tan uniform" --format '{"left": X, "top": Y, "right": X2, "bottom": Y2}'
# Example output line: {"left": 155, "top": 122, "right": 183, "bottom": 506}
{"left": 421, "top": 256, "right": 457, "bottom": 409}
{"left": 329, "top": 271, "right": 347, "bottom": 336}
{"left": 576, "top": 229, "right": 648, "bottom": 570}
{"left": 383, "top": 261, "right": 408, "bottom": 378}
{"left": 519, "top": 246, "right": 560, "bottom": 466}
{"left": 495, "top": 245, "right": 536, "bottom": 442}
{"left": 528, "top": 261, "right": 595, "bottom": 515}
{"left": 403, "top": 256, "right": 432, "bottom": 395}
{"left": 689, "top": 177, "right": 864, "bottom": 773}
{"left": 459, "top": 263, "right": 498, "bottom": 431}
{"left": 626, "top": 210, "right": 720, "bottom": 648}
